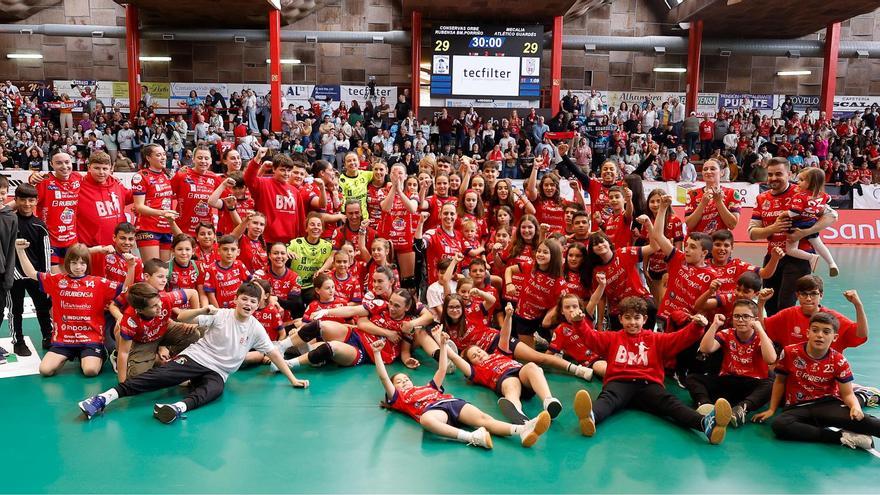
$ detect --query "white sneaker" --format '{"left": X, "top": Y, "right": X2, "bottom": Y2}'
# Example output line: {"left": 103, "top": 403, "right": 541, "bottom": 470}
{"left": 696, "top": 403, "right": 714, "bottom": 416}
{"left": 519, "top": 410, "right": 551, "bottom": 447}
{"left": 574, "top": 365, "right": 593, "bottom": 381}
{"left": 544, "top": 397, "right": 563, "bottom": 419}
{"left": 467, "top": 427, "right": 493, "bottom": 449}
{"left": 840, "top": 430, "right": 875, "bottom": 450}
{"left": 446, "top": 339, "right": 458, "bottom": 355}
{"left": 109, "top": 350, "right": 118, "bottom": 373}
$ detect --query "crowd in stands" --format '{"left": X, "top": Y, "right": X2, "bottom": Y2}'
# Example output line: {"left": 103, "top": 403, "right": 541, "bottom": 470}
{"left": 0, "top": 80, "right": 878, "bottom": 452}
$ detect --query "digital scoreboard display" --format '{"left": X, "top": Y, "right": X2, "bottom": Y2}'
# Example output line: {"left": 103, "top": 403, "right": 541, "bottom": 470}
{"left": 430, "top": 24, "right": 544, "bottom": 100}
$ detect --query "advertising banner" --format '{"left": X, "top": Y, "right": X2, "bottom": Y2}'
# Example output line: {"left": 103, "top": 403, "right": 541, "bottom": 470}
{"left": 833, "top": 95, "right": 880, "bottom": 118}
{"left": 718, "top": 93, "right": 775, "bottom": 114}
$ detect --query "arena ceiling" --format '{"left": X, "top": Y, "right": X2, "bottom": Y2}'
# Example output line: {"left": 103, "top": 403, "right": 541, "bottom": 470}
{"left": 399, "top": 0, "right": 609, "bottom": 24}
{"left": 112, "top": 0, "right": 325, "bottom": 27}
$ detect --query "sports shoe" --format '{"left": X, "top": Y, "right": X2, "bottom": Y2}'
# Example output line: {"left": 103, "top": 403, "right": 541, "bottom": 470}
{"left": 672, "top": 371, "right": 687, "bottom": 389}
{"left": 840, "top": 430, "right": 874, "bottom": 450}
{"left": 519, "top": 410, "right": 551, "bottom": 447}
{"left": 78, "top": 395, "right": 107, "bottom": 420}
{"left": 467, "top": 427, "right": 493, "bottom": 449}
{"left": 153, "top": 403, "right": 186, "bottom": 424}
{"left": 446, "top": 339, "right": 458, "bottom": 355}
{"left": 544, "top": 397, "right": 563, "bottom": 419}
{"left": 731, "top": 404, "right": 748, "bottom": 428}
{"left": 574, "top": 365, "right": 593, "bottom": 382}
{"left": 696, "top": 403, "right": 714, "bottom": 416}
{"left": 702, "top": 398, "right": 732, "bottom": 445}
{"left": 498, "top": 397, "right": 529, "bottom": 425}
{"left": 573, "top": 389, "right": 596, "bottom": 437}
{"left": 854, "top": 386, "right": 880, "bottom": 408}
{"left": 13, "top": 341, "right": 32, "bottom": 357}
{"left": 534, "top": 335, "right": 550, "bottom": 352}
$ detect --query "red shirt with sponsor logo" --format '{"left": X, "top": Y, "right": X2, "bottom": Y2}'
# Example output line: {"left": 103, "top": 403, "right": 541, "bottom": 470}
{"left": 561, "top": 269, "right": 590, "bottom": 300}
{"left": 764, "top": 306, "right": 865, "bottom": 353}
{"left": 243, "top": 159, "right": 303, "bottom": 243}
{"left": 658, "top": 250, "right": 718, "bottom": 321}
{"left": 789, "top": 190, "right": 830, "bottom": 223}
{"left": 423, "top": 195, "right": 458, "bottom": 231}
{"left": 238, "top": 235, "right": 267, "bottom": 275}
{"left": 332, "top": 272, "right": 363, "bottom": 303}
{"left": 171, "top": 168, "right": 223, "bottom": 236}
{"left": 422, "top": 227, "right": 465, "bottom": 285}
{"left": 131, "top": 168, "right": 174, "bottom": 234}
{"left": 303, "top": 297, "right": 349, "bottom": 323}
{"left": 502, "top": 245, "right": 535, "bottom": 300}
{"left": 254, "top": 304, "right": 285, "bottom": 341}
{"left": 331, "top": 223, "right": 376, "bottom": 251}
{"left": 577, "top": 320, "right": 705, "bottom": 385}
{"left": 448, "top": 319, "right": 498, "bottom": 352}
{"left": 468, "top": 351, "right": 522, "bottom": 390}
{"left": 776, "top": 344, "right": 853, "bottom": 406}
{"left": 366, "top": 182, "right": 388, "bottom": 231}
{"left": 202, "top": 260, "right": 251, "bottom": 308}
{"left": 637, "top": 215, "right": 685, "bottom": 273}
{"left": 38, "top": 272, "right": 121, "bottom": 345}
{"left": 516, "top": 269, "right": 563, "bottom": 320}
{"left": 36, "top": 172, "right": 82, "bottom": 247}
{"left": 699, "top": 120, "right": 715, "bottom": 141}
{"left": 217, "top": 194, "right": 254, "bottom": 235}
{"left": 90, "top": 251, "right": 144, "bottom": 286}
{"left": 713, "top": 328, "right": 770, "bottom": 379}
{"left": 600, "top": 211, "right": 633, "bottom": 248}
{"left": 551, "top": 320, "right": 603, "bottom": 365}
{"left": 378, "top": 191, "right": 420, "bottom": 248}
{"left": 752, "top": 184, "right": 813, "bottom": 254}
{"left": 587, "top": 179, "right": 622, "bottom": 231}
{"left": 76, "top": 174, "right": 133, "bottom": 247}
{"left": 534, "top": 197, "right": 566, "bottom": 234}
{"left": 388, "top": 381, "right": 454, "bottom": 422}
{"left": 354, "top": 299, "right": 414, "bottom": 364}
{"left": 119, "top": 290, "right": 188, "bottom": 343}
{"left": 685, "top": 187, "right": 742, "bottom": 234}
{"left": 169, "top": 260, "right": 200, "bottom": 291}
{"left": 303, "top": 181, "right": 344, "bottom": 238}
{"left": 710, "top": 257, "right": 759, "bottom": 294}
{"left": 592, "top": 247, "right": 651, "bottom": 315}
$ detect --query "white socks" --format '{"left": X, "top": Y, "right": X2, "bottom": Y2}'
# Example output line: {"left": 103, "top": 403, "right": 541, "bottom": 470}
{"left": 276, "top": 339, "right": 293, "bottom": 353}
{"left": 173, "top": 401, "right": 188, "bottom": 413}
{"left": 100, "top": 388, "right": 119, "bottom": 405}
{"left": 456, "top": 429, "right": 472, "bottom": 443}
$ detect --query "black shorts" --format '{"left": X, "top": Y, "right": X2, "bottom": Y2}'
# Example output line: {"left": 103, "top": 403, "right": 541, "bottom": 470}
{"left": 425, "top": 398, "right": 468, "bottom": 427}
{"left": 495, "top": 367, "right": 536, "bottom": 400}
{"left": 488, "top": 334, "right": 520, "bottom": 355}
{"left": 48, "top": 344, "right": 106, "bottom": 361}
{"left": 512, "top": 313, "right": 551, "bottom": 340}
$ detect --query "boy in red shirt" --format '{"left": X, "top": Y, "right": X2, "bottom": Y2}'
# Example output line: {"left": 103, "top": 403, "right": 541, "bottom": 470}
{"left": 201, "top": 235, "right": 252, "bottom": 309}
{"left": 571, "top": 297, "right": 732, "bottom": 444}
{"left": 595, "top": 186, "right": 633, "bottom": 249}
{"left": 243, "top": 148, "right": 303, "bottom": 243}
{"left": 754, "top": 312, "right": 880, "bottom": 451}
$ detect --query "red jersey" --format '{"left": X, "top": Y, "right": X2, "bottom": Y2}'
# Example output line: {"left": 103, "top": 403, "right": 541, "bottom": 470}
{"left": 76, "top": 174, "right": 133, "bottom": 247}
{"left": 710, "top": 257, "right": 758, "bottom": 294}
{"left": 238, "top": 235, "right": 267, "bottom": 275}
{"left": 254, "top": 304, "right": 285, "bottom": 341}
{"left": 587, "top": 179, "right": 622, "bottom": 231}
{"left": 355, "top": 299, "right": 412, "bottom": 364}
{"left": 303, "top": 181, "right": 343, "bottom": 238}
{"left": 468, "top": 351, "right": 522, "bottom": 390}
{"left": 36, "top": 172, "right": 82, "bottom": 247}
{"left": 601, "top": 211, "right": 632, "bottom": 248}
{"left": 637, "top": 215, "right": 684, "bottom": 273}
{"left": 422, "top": 227, "right": 464, "bottom": 285}
{"left": 448, "top": 319, "right": 498, "bottom": 352}
{"left": 592, "top": 247, "right": 650, "bottom": 315}
{"left": 331, "top": 223, "right": 376, "bottom": 250}
{"left": 303, "top": 298, "right": 349, "bottom": 323}
{"left": 764, "top": 306, "right": 866, "bottom": 353}
{"left": 685, "top": 187, "right": 742, "bottom": 234}
{"left": 266, "top": 266, "right": 301, "bottom": 300}
{"left": 534, "top": 198, "right": 566, "bottom": 234}
{"left": 243, "top": 159, "right": 303, "bottom": 243}
{"left": 789, "top": 191, "right": 830, "bottom": 223}
{"left": 39, "top": 272, "right": 121, "bottom": 345}
{"left": 169, "top": 260, "right": 200, "bottom": 291}
{"left": 699, "top": 120, "right": 715, "bottom": 141}
{"left": 202, "top": 260, "right": 251, "bottom": 308}
{"left": 388, "top": 381, "right": 454, "bottom": 422}
{"left": 502, "top": 245, "right": 534, "bottom": 300}
{"left": 561, "top": 269, "right": 590, "bottom": 300}
{"left": 424, "top": 195, "right": 458, "bottom": 231}
{"left": 332, "top": 272, "right": 363, "bottom": 303}
{"left": 551, "top": 320, "right": 603, "bottom": 365}
{"left": 776, "top": 344, "right": 853, "bottom": 406}
{"left": 858, "top": 168, "right": 873, "bottom": 185}
{"left": 713, "top": 328, "right": 770, "bottom": 379}
{"left": 90, "top": 251, "right": 144, "bottom": 286}
{"left": 516, "top": 269, "right": 563, "bottom": 320}
{"left": 752, "top": 184, "right": 813, "bottom": 254}
{"left": 171, "top": 168, "right": 223, "bottom": 236}
{"left": 119, "top": 290, "right": 188, "bottom": 343}
{"left": 217, "top": 194, "right": 255, "bottom": 235}
{"left": 365, "top": 182, "right": 388, "bottom": 231}
{"left": 578, "top": 320, "right": 704, "bottom": 385}
{"left": 378, "top": 191, "right": 420, "bottom": 248}
{"left": 457, "top": 212, "right": 489, "bottom": 242}
{"left": 658, "top": 250, "right": 717, "bottom": 321}
{"left": 131, "top": 168, "right": 174, "bottom": 234}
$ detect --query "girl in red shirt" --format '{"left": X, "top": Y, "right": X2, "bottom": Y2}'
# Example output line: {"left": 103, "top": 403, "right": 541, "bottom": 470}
{"left": 786, "top": 167, "right": 838, "bottom": 276}
{"left": 489, "top": 179, "right": 535, "bottom": 228}
{"left": 167, "top": 234, "right": 200, "bottom": 295}
{"left": 637, "top": 189, "right": 684, "bottom": 302}
{"left": 500, "top": 215, "right": 540, "bottom": 304}
{"left": 525, "top": 163, "right": 566, "bottom": 234}
{"left": 229, "top": 212, "right": 267, "bottom": 276}
{"left": 507, "top": 238, "right": 564, "bottom": 348}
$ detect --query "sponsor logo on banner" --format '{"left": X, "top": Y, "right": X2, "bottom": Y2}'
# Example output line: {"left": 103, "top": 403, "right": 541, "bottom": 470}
{"left": 719, "top": 93, "right": 775, "bottom": 112}
{"left": 832, "top": 95, "right": 880, "bottom": 118}
{"left": 786, "top": 94, "right": 820, "bottom": 113}
{"left": 451, "top": 56, "right": 520, "bottom": 97}
{"left": 312, "top": 85, "right": 341, "bottom": 102}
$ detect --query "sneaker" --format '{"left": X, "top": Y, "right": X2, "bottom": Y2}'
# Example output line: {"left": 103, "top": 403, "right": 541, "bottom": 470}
{"left": 840, "top": 430, "right": 875, "bottom": 450}
{"left": 446, "top": 339, "right": 459, "bottom": 355}
{"left": 672, "top": 371, "right": 687, "bottom": 389}
{"left": 696, "top": 403, "right": 714, "bottom": 416}
{"left": 13, "top": 341, "right": 32, "bottom": 357}
{"left": 702, "top": 398, "right": 732, "bottom": 445}
{"left": 574, "top": 365, "right": 593, "bottom": 382}
{"left": 0, "top": 345, "right": 7, "bottom": 359}
{"left": 153, "top": 403, "right": 186, "bottom": 424}
{"left": 731, "top": 404, "right": 747, "bottom": 428}
{"left": 519, "top": 410, "right": 551, "bottom": 447}
{"left": 42, "top": 338, "right": 51, "bottom": 350}
{"left": 498, "top": 397, "right": 529, "bottom": 425}
{"left": 830, "top": 266, "right": 840, "bottom": 278}
{"left": 109, "top": 349, "right": 118, "bottom": 373}
{"left": 268, "top": 361, "right": 280, "bottom": 373}
{"left": 467, "top": 426, "right": 493, "bottom": 449}
{"left": 573, "top": 389, "right": 596, "bottom": 437}
{"left": 534, "top": 335, "right": 550, "bottom": 352}
{"left": 854, "top": 386, "right": 880, "bottom": 408}
{"left": 544, "top": 397, "right": 563, "bottom": 419}
{"left": 78, "top": 395, "right": 107, "bottom": 420}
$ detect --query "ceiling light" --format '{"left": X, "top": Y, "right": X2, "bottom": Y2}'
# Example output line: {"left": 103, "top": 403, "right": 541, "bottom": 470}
{"left": 266, "top": 59, "right": 302, "bottom": 64}
{"left": 776, "top": 70, "right": 811, "bottom": 76}
{"left": 139, "top": 56, "right": 171, "bottom": 62}
{"left": 6, "top": 53, "right": 42, "bottom": 59}
{"left": 653, "top": 67, "right": 686, "bottom": 73}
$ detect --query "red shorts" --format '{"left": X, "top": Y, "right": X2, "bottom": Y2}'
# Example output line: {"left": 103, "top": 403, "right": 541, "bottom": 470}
{"left": 136, "top": 231, "right": 173, "bottom": 249}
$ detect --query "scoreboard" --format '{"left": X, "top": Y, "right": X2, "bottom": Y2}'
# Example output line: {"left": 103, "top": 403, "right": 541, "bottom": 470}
{"left": 430, "top": 24, "right": 543, "bottom": 100}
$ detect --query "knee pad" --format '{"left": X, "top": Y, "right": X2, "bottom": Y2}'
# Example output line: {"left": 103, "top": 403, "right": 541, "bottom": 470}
{"left": 307, "top": 343, "right": 334, "bottom": 365}
{"left": 297, "top": 320, "right": 322, "bottom": 342}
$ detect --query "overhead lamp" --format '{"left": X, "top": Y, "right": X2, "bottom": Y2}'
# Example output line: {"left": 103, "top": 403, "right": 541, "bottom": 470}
{"left": 786, "top": 49, "right": 801, "bottom": 59}
{"left": 856, "top": 50, "right": 870, "bottom": 59}
{"left": 653, "top": 67, "right": 686, "bottom": 73}
{"left": 91, "top": 31, "right": 104, "bottom": 38}
{"left": 584, "top": 43, "right": 596, "bottom": 52}
{"left": 139, "top": 56, "right": 171, "bottom": 62}
{"left": 19, "top": 28, "right": 33, "bottom": 35}
{"left": 6, "top": 53, "right": 42, "bottom": 59}
{"left": 653, "top": 46, "right": 666, "bottom": 54}
{"left": 372, "top": 36, "right": 385, "bottom": 44}
{"left": 718, "top": 49, "right": 732, "bottom": 57}
{"left": 234, "top": 36, "right": 247, "bottom": 43}
{"left": 776, "top": 70, "right": 811, "bottom": 76}
{"left": 162, "top": 33, "right": 175, "bottom": 41}
{"left": 305, "top": 35, "right": 318, "bottom": 43}
{"left": 266, "top": 58, "right": 302, "bottom": 64}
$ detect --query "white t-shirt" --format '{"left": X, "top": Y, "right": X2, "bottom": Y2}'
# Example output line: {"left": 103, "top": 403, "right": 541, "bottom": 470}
{"left": 183, "top": 309, "right": 273, "bottom": 381}
{"left": 426, "top": 281, "right": 456, "bottom": 312}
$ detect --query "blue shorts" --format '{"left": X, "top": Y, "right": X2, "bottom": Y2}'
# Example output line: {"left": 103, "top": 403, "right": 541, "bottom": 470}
{"left": 136, "top": 231, "right": 173, "bottom": 249}
{"left": 425, "top": 398, "right": 468, "bottom": 427}
{"left": 494, "top": 367, "right": 535, "bottom": 399}
{"left": 50, "top": 246, "right": 68, "bottom": 265}
{"left": 487, "top": 334, "right": 520, "bottom": 354}
{"left": 48, "top": 344, "right": 106, "bottom": 361}
{"left": 343, "top": 330, "right": 369, "bottom": 367}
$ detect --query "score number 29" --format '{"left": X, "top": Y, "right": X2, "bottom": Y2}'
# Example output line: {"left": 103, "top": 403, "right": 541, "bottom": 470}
{"left": 523, "top": 42, "right": 538, "bottom": 54}
{"left": 434, "top": 40, "right": 450, "bottom": 52}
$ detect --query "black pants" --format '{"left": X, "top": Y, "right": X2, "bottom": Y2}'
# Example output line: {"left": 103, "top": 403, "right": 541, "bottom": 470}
{"left": 762, "top": 254, "right": 810, "bottom": 316}
{"left": 115, "top": 355, "right": 225, "bottom": 411}
{"left": 772, "top": 397, "right": 880, "bottom": 443}
{"left": 5, "top": 278, "right": 53, "bottom": 345}
{"left": 686, "top": 374, "right": 773, "bottom": 410}
{"left": 103, "top": 311, "right": 117, "bottom": 354}
{"left": 594, "top": 380, "right": 703, "bottom": 431}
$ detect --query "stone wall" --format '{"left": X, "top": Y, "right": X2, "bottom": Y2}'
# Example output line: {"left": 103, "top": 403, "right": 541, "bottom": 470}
{"left": 0, "top": 0, "right": 879, "bottom": 95}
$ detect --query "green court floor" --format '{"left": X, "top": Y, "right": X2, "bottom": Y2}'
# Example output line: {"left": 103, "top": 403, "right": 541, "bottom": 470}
{"left": 2, "top": 246, "right": 878, "bottom": 493}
